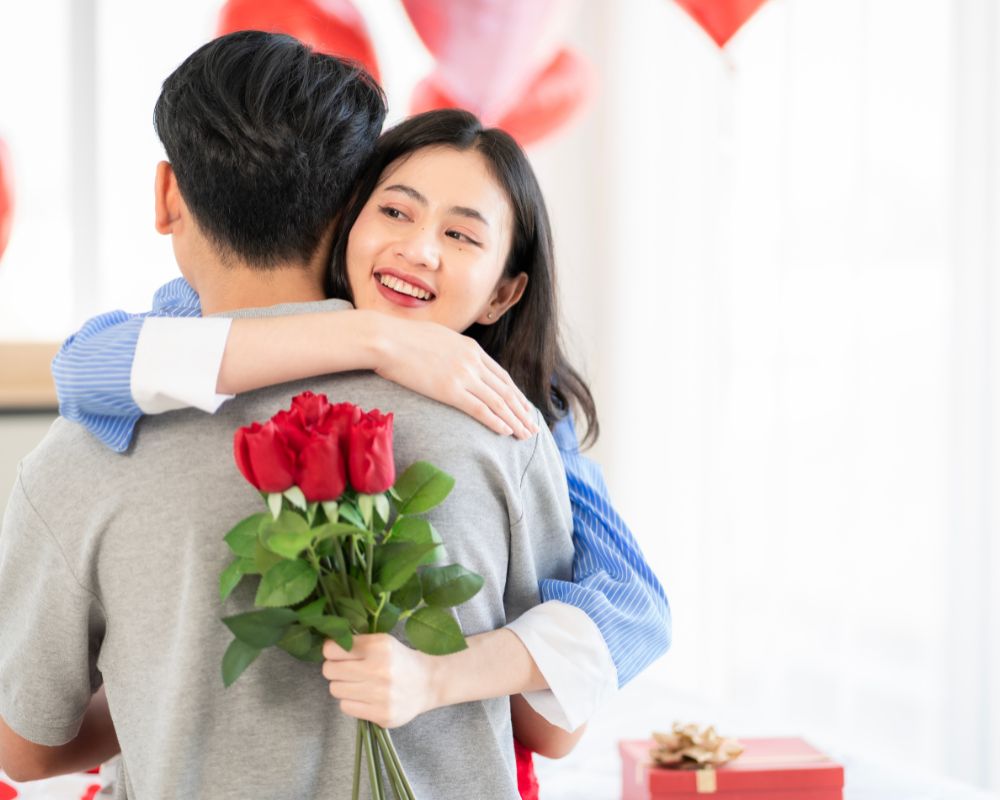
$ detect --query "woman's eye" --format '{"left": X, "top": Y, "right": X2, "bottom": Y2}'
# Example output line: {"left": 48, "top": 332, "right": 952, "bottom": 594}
{"left": 379, "top": 205, "right": 407, "bottom": 220}
{"left": 446, "top": 230, "right": 481, "bottom": 247}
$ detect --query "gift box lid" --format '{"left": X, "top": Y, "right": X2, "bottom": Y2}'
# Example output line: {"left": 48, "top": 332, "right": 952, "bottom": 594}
{"left": 620, "top": 737, "right": 844, "bottom": 794}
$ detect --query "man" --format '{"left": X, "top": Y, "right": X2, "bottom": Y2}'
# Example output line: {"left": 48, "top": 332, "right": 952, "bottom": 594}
{"left": 0, "top": 32, "right": 577, "bottom": 798}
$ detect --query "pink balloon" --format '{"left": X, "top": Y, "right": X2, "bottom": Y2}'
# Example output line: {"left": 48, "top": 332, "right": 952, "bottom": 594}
{"left": 0, "top": 138, "right": 14, "bottom": 265}
{"left": 411, "top": 47, "right": 592, "bottom": 147}
{"left": 401, "top": 0, "right": 571, "bottom": 122}
{"left": 217, "top": 0, "right": 380, "bottom": 81}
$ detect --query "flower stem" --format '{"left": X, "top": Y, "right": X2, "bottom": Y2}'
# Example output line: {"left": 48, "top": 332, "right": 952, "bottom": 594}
{"left": 371, "top": 723, "right": 386, "bottom": 800}
{"left": 363, "top": 721, "right": 383, "bottom": 800}
{"left": 352, "top": 720, "right": 363, "bottom": 800}
{"left": 376, "top": 726, "right": 417, "bottom": 800}
{"left": 306, "top": 546, "right": 337, "bottom": 616}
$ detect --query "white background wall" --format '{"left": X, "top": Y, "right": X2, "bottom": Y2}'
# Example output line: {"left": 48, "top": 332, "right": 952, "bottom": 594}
{"left": 1, "top": 0, "right": 998, "bottom": 791}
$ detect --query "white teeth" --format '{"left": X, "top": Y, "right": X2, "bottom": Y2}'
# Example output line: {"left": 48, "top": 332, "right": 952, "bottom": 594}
{"left": 379, "top": 274, "right": 432, "bottom": 300}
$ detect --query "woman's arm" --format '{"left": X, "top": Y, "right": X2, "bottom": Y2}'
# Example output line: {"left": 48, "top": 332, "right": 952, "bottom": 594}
{"left": 53, "top": 282, "right": 537, "bottom": 450}
{"left": 220, "top": 310, "right": 538, "bottom": 438}
{"left": 322, "top": 627, "right": 585, "bottom": 758}
{"left": 544, "top": 412, "right": 672, "bottom": 688}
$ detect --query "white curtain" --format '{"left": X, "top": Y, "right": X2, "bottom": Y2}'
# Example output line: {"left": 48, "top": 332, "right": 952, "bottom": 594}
{"left": 532, "top": 0, "right": 1000, "bottom": 789}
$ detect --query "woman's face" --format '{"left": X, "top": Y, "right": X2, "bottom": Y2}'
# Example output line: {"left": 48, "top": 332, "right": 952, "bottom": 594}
{"left": 346, "top": 146, "right": 524, "bottom": 332}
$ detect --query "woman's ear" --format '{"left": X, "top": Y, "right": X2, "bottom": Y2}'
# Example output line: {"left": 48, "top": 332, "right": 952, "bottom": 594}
{"left": 478, "top": 272, "right": 528, "bottom": 325}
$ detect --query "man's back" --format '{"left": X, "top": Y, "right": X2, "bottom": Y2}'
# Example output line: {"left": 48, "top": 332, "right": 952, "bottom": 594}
{"left": 0, "top": 369, "right": 573, "bottom": 799}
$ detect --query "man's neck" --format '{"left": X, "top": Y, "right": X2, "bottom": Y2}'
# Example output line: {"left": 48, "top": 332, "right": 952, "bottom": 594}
{"left": 197, "top": 264, "right": 327, "bottom": 316}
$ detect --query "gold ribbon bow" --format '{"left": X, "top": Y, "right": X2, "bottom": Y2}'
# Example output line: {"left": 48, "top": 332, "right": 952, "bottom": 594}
{"left": 650, "top": 722, "right": 744, "bottom": 769}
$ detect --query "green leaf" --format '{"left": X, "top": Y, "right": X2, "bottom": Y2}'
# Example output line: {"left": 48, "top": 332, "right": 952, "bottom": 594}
{"left": 388, "top": 486, "right": 401, "bottom": 502}
{"left": 394, "top": 462, "right": 455, "bottom": 515}
{"left": 420, "top": 565, "right": 485, "bottom": 608}
{"left": 391, "top": 573, "right": 423, "bottom": 611}
{"left": 222, "top": 607, "right": 298, "bottom": 647}
{"left": 335, "top": 596, "right": 369, "bottom": 633}
{"left": 321, "top": 501, "right": 339, "bottom": 523}
{"left": 377, "top": 542, "right": 440, "bottom": 592}
{"left": 312, "top": 522, "right": 367, "bottom": 544}
{"left": 255, "top": 560, "right": 319, "bottom": 608}
{"left": 222, "top": 638, "right": 262, "bottom": 688}
{"left": 388, "top": 517, "right": 445, "bottom": 564}
{"left": 261, "top": 510, "right": 314, "bottom": 559}
{"left": 296, "top": 598, "right": 328, "bottom": 623}
{"left": 405, "top": 607, "right": 467, "bottom": 655}
{"left": 358, "top": 494, "right": 374, "bottom": 527}
{"left": 374, "top": 493, "right": 390, "bottom": 526}
{"left": 308, "top": 614, "right": 353, "bottom": 650}
{"left": 338, "top": 502, "right": 366, "bottom": 529}
{"left": 374, "top": 602, "right": 401, "bottom": 634}
{"left": 283, "top": 486, "right": 308, "bottom": 511}
{"left": 224, "top": 513, "right": 267, "bottom": 558}
{"left": 237, "top": 556, "right": 261, "bottom": 576}
{"left": 349, "top": 575, "right": 379, "bottom": 613}
{"left": 277, "top": 624, "right": 323, "bottom": 661}
{"left": 253, "top": 540, "right": 284, "bottom": 575}
{"left": 219, "top": 558, "right": 245, "bottom": 602}
{"left": 267, "top": 492, "right": 283, "bottom": 519}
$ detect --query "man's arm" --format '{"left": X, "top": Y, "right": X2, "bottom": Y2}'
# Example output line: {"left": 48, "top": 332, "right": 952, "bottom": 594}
{"left": 0, "top": 688, "right": 119, "bottom": 782}
{"left": 0, "top": 475, "right": 110, "bottom": 782}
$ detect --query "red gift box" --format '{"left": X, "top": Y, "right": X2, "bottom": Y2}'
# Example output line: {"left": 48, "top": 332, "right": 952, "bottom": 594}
{"left": 620, "top": 737, "right": 844, "bottom": 800}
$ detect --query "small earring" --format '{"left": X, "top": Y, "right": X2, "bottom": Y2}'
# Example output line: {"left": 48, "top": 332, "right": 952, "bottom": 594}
{"left": 487, "top": 311, "right": 494, "bottom": 320}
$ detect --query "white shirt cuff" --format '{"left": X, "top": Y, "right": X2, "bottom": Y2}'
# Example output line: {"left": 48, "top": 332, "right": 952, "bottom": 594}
{"left": 132, "top": 317, "right": 234, "bottom": 414}
{"left": 505, "top": 600, "right": 618, "bottom": 732}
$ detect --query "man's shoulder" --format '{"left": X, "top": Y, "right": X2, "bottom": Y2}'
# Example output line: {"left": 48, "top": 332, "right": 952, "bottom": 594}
{"left": 19, "top": 417, "right": 124, "bottom": 494}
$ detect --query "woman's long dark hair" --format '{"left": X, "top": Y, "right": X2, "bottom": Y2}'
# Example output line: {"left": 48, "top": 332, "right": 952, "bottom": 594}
{"left": 328, "top": 109, "right": 599, "bottom": 448}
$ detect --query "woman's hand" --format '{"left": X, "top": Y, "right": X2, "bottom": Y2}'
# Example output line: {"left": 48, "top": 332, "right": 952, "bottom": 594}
{"left": 323, "top": 634, "right": 438, "bottom": 729}
{"left": 370, "top": 314, "right": 540, "bottom": 439}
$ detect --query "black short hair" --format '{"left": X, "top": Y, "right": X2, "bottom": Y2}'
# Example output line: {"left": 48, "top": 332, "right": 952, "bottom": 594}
{"left": 153, "top": 30, "right": 386, "bottom": 267}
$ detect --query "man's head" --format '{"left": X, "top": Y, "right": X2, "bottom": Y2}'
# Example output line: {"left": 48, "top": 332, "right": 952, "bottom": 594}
{"left": 153, "top": 30, "right": 386, "bottom": 273}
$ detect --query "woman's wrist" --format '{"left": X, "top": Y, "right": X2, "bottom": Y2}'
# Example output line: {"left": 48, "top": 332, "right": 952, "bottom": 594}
{"left": 356, "top": 309, "right": 393, "bottom": 373}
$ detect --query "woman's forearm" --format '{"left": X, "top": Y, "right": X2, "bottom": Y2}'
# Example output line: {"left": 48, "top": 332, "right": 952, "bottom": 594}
{"left": 426, "top": 628, "right": 547, "bottom": 707}
{"left": 217, "top": 309, "right": 382, "bottom": 394}
{"left": 510, "top": 694, "right": 587, "bottom": 759}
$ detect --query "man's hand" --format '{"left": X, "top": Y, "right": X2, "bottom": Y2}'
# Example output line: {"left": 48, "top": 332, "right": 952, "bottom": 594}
{"left": 322, "top": 635, "right": 437, "bottom": 729}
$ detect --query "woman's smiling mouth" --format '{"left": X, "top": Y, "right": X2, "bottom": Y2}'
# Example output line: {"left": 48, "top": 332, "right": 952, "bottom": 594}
{"left": 373, "top": 270, "right": 436, "bottom": 307}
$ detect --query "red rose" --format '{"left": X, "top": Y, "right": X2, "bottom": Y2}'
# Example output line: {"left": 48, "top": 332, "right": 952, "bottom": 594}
{"left": 291, "top": 391, "right": 332, "bottom": 428}
{"left": 348, "top": 409, "right": 395, "bottom": 494}
{"left": 324, "top": 402, "right": 363, "bottom": 448}
{"left": 233, "top": 420, "right": 296, "bottom": 493}
{"left": 296, "top": 430, "right": 347, "bottom": 502}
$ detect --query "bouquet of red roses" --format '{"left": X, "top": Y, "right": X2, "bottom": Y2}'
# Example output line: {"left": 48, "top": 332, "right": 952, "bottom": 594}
{"left": 219, "top": 391, "right": 483, "bottom": 800}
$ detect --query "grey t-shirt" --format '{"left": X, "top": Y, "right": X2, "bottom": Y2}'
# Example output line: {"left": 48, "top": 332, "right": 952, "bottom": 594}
{"left": 0, "top": 301, "right": 573, "bottom": 799}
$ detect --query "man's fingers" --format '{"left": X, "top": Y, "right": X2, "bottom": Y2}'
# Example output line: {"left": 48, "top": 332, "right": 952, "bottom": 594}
{"left": 323, "top": 639, "right": 364, "bottom": 661}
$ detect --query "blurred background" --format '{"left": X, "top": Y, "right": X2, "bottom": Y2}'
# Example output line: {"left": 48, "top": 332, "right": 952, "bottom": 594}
{"left": 1, "top": 0, "right": 998, "bottom": 795}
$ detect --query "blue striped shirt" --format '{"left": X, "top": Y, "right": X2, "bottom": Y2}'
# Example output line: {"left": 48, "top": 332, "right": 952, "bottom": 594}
{"left": 51, "top": 278, "right": 672, "bottom": 687}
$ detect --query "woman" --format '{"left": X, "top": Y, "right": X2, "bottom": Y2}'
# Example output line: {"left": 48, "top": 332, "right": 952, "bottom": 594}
{"left": 53, "top": 109, "right": 671, "bottom": 797}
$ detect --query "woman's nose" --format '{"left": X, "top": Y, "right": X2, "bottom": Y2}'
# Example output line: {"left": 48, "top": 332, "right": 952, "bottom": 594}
{"left": 395, "top": 227, "right": 440, "bottom": 269}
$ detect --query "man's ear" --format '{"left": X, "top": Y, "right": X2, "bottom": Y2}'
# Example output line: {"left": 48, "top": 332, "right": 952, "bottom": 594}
{"left": 478, "top": 272, "right": 528, "bottom": 325}
{"left": 154, "top": 161, "right": 183, "bottom": 235}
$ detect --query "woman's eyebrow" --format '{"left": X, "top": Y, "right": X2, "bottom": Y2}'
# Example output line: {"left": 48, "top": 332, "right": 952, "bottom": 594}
{"left": 383, "top": 183, "right": 490, "bottom": 227}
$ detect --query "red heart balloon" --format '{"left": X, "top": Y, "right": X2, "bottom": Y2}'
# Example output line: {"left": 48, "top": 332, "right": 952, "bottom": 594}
{"left": 0, "top": 779, "right": 17, "bottom": 800}
{"left": 217, "top": 0, "right": 379, "bottom": 81}
{"left": 0, "top": 138, "right": 14, "bottom": 265}
{"left": 674, "top": 0, "right": 769, "bottom": 47}
{"left": 411, "top": 47, "right": 592, "bottom": 147}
